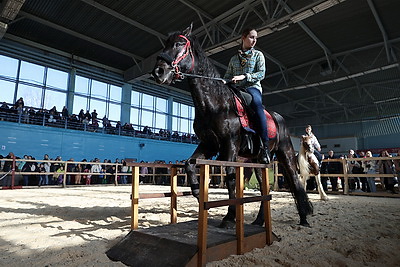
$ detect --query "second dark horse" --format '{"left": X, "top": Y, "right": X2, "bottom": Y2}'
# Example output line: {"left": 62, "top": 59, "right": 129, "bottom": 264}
{"left": 152, "top": 25, "right": 313, "bottom": 226}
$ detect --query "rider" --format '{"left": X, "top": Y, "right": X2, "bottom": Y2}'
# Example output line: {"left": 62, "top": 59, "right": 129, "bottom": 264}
{"left": 224, "top": 28, "right": 270, "bottom": 164}
{"left": 303, "top": 125, "right": 322, "bottom": 163}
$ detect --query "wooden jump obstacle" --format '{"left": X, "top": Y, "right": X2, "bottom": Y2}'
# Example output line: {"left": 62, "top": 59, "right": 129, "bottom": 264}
{"left": 106, "top": 159, "right": 278, "bottom": 267}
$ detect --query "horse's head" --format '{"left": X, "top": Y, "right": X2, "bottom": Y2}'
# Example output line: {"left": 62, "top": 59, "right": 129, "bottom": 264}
{"left": 152, "top": 24, "right": 195, "bottom": 85}
{"left": 301, "top": 135, "right": 314, "bottom": 154}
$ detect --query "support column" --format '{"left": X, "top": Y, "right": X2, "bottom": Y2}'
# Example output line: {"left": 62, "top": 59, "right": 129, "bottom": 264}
{"left": 66, "top": 68, "right": 76, "bottom": 114}
{"left": 120, "top": 83, "right": 132, "bottom": 124}
{"left": 167, "top": 96, "right": 173, "bottom": 132}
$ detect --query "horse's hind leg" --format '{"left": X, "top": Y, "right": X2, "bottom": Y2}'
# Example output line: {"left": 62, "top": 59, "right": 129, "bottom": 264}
{"left": 276, "top": 149, "right": 313, "bottom": 227}
{"left": 218, "top": 141, "right": 239, "bottom": 229}
{"left": 251, "top": 167, "right": 265, "bottom": 226}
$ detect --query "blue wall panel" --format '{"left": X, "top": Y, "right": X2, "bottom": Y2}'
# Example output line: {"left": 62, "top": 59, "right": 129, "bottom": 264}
{"left": 0, "top": 122, "right": 196, "bottom": 162}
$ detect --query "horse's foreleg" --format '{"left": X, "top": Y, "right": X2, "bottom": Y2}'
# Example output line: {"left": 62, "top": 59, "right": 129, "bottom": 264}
{"left": 315, "top": 173, "right": 329, "bottom": 201}
{"left": 185, "top": 142, "right": 215, "bottom": 199}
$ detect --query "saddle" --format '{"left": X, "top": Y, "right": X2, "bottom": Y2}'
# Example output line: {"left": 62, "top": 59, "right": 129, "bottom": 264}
{"left": 229, "top": 85, "right": 277, "bottom": 154}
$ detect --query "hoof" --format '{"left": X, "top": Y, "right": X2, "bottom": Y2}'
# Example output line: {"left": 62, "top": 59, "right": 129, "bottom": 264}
{"left": 251, "top": 218, "right": 264, "bottom": 226}
{"left": 191, "top": 188, "right": 200, "bottom": 199}
{"left": 299, "top": 221, "right": 311, "bottom": 228}
{"left": 219, "top": 219, "right": 236, "bottom": 229}
{"left": 321, "top": 196, "right": 329, "bottom": 201}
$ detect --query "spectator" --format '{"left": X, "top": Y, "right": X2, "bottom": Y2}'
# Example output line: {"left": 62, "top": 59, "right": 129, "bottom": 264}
{"left": 2, "top": 152, "right": 15, "bottom": 186}
{"left": 1, "top": 101, "right": 9, "bottom": 110}
{"left": 38, "top": 163, "right": 46, "bottom": 187}
{"left": 139, "top": 161, "right": 148, "bottom": 183}
{"left": 21, "top": 155, "right": 33, "bottom": 186}
{"left": 55, "top": 165, "right": 65, "bottom": 185}
{"left": 61, "top": 106, "right": 69, "bottom": 119}
{"left": 74, "top": 163, "right": 83, "bottom": 185}
{"left": 325, "top": 150, "right": 342, "bottom": 191}
{"left": 90, "top": 159, "right": 101, "bottom": 184}
{"left": 394, "top": 150, "right": 400, "bottom": 193}
{"left": 102, "top": 115, "right": 110, "bottom": 128}
{"left": 66, "top": 158, "right": 76, "bottom": 185}
{"left": 78, "top": 109, "right": 85, "bottom": 122}
{"left": 91, "top": 109, "right": 98, "bottom": 123}
{"left": 42, "top": 154, "right": 51, "bottom": 186}
{"left": 120, "top": 159, "right": 128, "bottom": 184}
{"left": 14, "top": 97, "right": 24, "bottom": 109}
{"left": 84, "top": 110, "right": 92, "bottom": 122}
{"left": 362, "top": 151, "right": 377, "bottom": 193}
{"left": 347, "top": 149, "right": 362, "bottom": 191}
{"left": 378, "top": 150, "right": 397, "bottom": 194}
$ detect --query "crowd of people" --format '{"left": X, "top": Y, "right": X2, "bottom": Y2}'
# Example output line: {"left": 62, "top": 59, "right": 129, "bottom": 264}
{"left": 0, "top": 152, "right": 190, "bottom": 187}
{"left": 0, "top": 98, "right": 199, "bottom": 144}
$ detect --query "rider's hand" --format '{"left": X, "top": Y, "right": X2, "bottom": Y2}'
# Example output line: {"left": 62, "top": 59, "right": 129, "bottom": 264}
{"left": 232, "top": 75, "right": 246, "bottom": 83}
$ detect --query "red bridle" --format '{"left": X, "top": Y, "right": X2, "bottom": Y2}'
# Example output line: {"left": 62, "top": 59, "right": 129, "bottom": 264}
{"left": 171, "top": 35, "right": 195, "bottom": 79}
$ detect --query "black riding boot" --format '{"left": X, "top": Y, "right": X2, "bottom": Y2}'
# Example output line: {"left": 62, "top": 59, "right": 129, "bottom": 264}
{"left": 259, "top": 143, "right": 271, "bottom": 164}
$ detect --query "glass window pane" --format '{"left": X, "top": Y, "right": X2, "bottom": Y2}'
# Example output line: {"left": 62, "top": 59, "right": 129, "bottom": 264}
{"left": 19, "top": 61, "right": 45, "bottom": 85}
{"left": 173, "top": 102, "right": 179, "bottom": 116}
{"left": 73, "top": 96, "right": 88, "bottom": 115}
{"left": 110, "top": 85, "right": 121, "bottom": 102}
{"left": 75, "top": 76, "right": 90, "bottom": 95}
{"left": 17, "top": 84, "right": 42, "bottom": 108}
{"left": 130, "top": 107, "right": 139, "bottom": 126}
{"left": 91, "top": 80, "right": 107, "bottom": 100}
{"left": 46, "top": 68, "right": 68, "bottom": 90}
{"left": 156, "top": 97, "right": 167, "bottom": 113}
{"left": 89, "top": 99, "right": 106, "bottom": 119}
{"left": 0, "top": 80, "right": 16, "bottom": 103}
{"left": 0, "top": 55, "right": 19, "bottom": 78}
{"left": 131, "top": 91, "right": 140, "bottom": 107}
{"left": 44, "top": 90, "right": 66, "bottom": 111}
{"left": 189, "top": 106, "right": 195, "bottom": 120}
{"left": 108, "top": 103, "right": 121, "bottom": 122}
{"left": 155, "top": 113, "right": 166, "bottom": 129}
{"left": 142, "top": 94, "right": 153, "bottom": 110}
{"left": 141, "top": 109, "right": 153, "bottom": 128}
{"left": 181, "top": 118, "right": 189, "bottom": 133}
{"left": 181, "top": 104, "right": 189, "bottom": 118}
{"left": 172, "top": 117, "right": 179, "bottom": 132}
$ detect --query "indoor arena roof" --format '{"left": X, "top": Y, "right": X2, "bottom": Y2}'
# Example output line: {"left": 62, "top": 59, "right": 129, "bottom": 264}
{"left": 1, "top": 0, "right": 399, "bottom": 127}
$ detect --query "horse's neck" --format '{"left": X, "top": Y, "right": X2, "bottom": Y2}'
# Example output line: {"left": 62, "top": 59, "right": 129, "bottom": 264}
{"left": 189, "top": 57, "right": 226, "bottom": 113}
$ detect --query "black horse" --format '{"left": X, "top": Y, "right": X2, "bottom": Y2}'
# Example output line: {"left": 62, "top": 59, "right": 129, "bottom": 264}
{"left": 152, "top": 25, "right": 313, "bottom": 226}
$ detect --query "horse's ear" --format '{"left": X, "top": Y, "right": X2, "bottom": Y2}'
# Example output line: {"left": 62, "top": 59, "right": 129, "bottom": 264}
{"left": 183, "top": 23, "right": 193, "bottom": 37}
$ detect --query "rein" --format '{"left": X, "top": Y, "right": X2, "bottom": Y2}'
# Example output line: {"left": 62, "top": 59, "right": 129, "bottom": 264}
{"left": 176, "top": 72, "right": 229, "bottom": 83}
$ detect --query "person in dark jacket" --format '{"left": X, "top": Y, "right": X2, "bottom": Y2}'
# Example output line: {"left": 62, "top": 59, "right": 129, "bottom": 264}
{"left": 325, "top": 150, "right": 342, "bottom": 191}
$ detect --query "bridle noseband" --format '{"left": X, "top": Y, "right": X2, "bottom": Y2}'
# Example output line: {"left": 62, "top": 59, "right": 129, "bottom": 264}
{"left": 157, "top": 35, "right": 195, "bottom": 80}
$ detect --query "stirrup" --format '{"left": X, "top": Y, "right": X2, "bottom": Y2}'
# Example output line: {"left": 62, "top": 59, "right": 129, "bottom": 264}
{"left": 259, "top": 147, "right": 271, "bottom": 164}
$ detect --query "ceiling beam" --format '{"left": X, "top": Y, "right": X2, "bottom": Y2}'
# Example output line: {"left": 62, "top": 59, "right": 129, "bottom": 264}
{"left": 79, "top": 0, "right": 166, "bottom": 40}
{"left": 18, "top": 11, "right": 143, "bottom": 62}
{"left": 205, "top": 0, "right": 346, "bottom": 56}
{"left": 366, "top": 0, "right": 396, "bottom": 62}
{"left": 0, "top": 0, "right": 25, "bottom": 40}
{"left": 264, "top": 62, "right": 400, "bottom": 95}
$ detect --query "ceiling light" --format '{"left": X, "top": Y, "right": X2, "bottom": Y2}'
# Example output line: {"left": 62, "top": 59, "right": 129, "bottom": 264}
{"left": 0, "top": 0, "right": 25, "bottom": 21}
